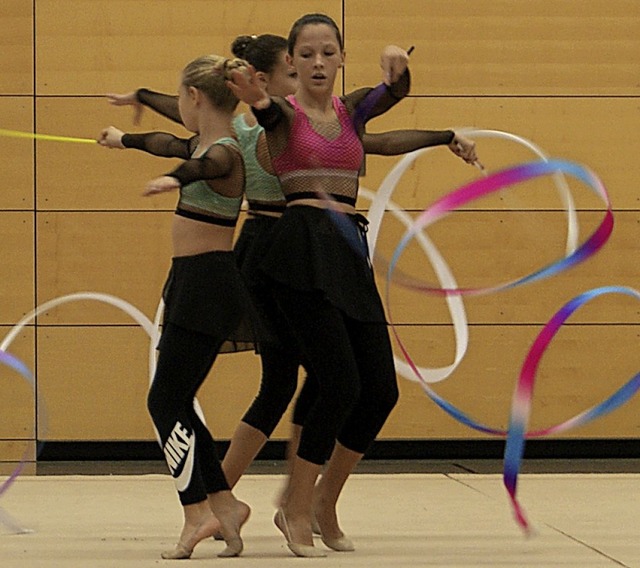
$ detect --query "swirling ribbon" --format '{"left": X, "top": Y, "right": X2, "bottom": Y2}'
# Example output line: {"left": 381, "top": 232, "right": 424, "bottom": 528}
{"left": 365, "top": 130, "right": 580, "bottom": 384}
{"left": 382, "top": 159, "right": 614, "bottom": 438}
{"left": 387, "top": 159, "right": 612, "bottom": 296}
{"left": 0, "top": 350, "right": 36, "bottom": 534}
{"left": 379, "top": 157, "right": 638, "bottom": 534}
{"left": 504, "top": 286, "right": 640, "bottom": 533}
{"left": 0, "top": 292, "right": 155, "bottom": 533}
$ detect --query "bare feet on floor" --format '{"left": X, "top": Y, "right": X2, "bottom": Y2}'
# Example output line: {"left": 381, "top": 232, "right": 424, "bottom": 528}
{"left": 161, "top": 513, "right": 222, "bottom": 559}
{"left": 216, "top": 499, "right": 251, "bottom": 558}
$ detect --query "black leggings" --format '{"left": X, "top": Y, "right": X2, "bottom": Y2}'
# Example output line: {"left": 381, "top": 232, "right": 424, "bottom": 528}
{"left": 148, "top": 322, "right": 228, "bottom": 505}
{"left": 272, "top": 285, "right": 398, "bottom": 465}
{"left": 240, "top": 339, "right": 301, "bottom": 436}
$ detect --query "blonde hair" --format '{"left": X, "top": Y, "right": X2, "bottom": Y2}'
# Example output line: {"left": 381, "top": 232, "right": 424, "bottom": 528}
{"left": 181, "top": 54, "right": 249, "bottom": 112}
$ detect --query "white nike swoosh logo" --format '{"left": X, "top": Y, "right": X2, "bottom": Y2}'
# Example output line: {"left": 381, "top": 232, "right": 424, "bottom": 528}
{"left": 173, "top": 432, "right": 196, "bottom": 493}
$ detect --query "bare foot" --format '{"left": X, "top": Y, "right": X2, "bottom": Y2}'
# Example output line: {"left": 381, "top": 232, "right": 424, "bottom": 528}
{"left": 216, "top": 500, "right": 251, "bottom": 557}
{"left": 161, "top": 514, "right": 221, "bottom": 559}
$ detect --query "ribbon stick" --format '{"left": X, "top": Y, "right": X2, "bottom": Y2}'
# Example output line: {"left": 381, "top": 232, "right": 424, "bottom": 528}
{"left": 503, "top": 286, "right": 640, "bottom": 533}
{"left": 0, "top": 128, "right": 96, "bottom": 145}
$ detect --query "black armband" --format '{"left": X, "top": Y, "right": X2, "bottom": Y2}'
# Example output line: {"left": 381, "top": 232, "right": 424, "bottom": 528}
{"left": 252, "top": 101, "right": 284, "bottom": 131}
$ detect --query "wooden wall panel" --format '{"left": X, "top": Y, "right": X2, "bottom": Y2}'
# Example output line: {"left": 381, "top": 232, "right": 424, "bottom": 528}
{"left": 374, "top": 211, "right": 640, "bottom": 324}
{"left": 0, "top": 1, "right": 33, "bottom": 94}
{"left": 36, "top": 212, "right": 172, "bottom": 324}
{"left": 360, "top": 97, "right": 640, "bottom": 210}
{"left": 0, "top": 329, "right": 35, "bottom": 438}
{"left": 37, "top": 327, "right": 157, "bottom": 440}
{"left": 36, "top": 97, "right": 182, "bottom": 211}
{"left": 0, "top": 98, "right": 34, "bottom": 209}
{"left": 0, "top": 442, "right": 36, "bottom": 474}
{"left": 0, "top": 213, "right": 34, "bottom": 325}
{"left": 0, "top": 1, "right": 637, "bottom": 453}
{"left": 33, "top": 322, "right": 639, "bottom": 441}
{"left": 345, "top": 0, "right": 640, "bottom": 96}
{"left": 35, "top": 0, "right": 342, "bottom": 95}
{"left": 381, "top": 324, "right": 640, "bottom": 438}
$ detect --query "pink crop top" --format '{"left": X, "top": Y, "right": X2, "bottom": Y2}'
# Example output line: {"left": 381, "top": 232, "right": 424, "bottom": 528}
{"left": 272, "top": 95, "right": 364, "bottom": 190}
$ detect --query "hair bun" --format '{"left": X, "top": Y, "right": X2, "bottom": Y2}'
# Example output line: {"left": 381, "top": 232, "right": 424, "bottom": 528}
{"left": 231, "top": 35, "right": 256, "bottom": 59}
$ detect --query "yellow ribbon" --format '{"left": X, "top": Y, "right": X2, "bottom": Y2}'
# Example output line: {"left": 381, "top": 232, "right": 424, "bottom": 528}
{"left": 0, "top": 128, "right": 96, "bottom": 144}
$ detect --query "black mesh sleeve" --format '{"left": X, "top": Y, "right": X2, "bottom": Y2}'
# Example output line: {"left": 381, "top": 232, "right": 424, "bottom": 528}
{"left": 363, "top": 129, "right": 455, "bottom": 156}
{"left": 136, "top": 89, "right": 182, "bottom": 124}
{"left": 163, "top": 144, "right": 236, "bottom": 187}
{"left": 121, "top": 132, "right": 196, "bottom": 159}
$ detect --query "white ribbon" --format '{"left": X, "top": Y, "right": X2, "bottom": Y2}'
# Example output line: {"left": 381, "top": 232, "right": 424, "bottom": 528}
{"left": 363, "top": 128, "right": 579, "bottom": 383}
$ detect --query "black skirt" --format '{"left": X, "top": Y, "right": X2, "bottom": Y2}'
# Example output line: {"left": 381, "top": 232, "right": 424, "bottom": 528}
{"left": 161, "top": 250, "right": 261, "bottom": 353}
{"left": 233, "top": 215, "right": 293, "bottom": 346}
{"left": 256, "top": 206, "right": 387, "bottom": 323}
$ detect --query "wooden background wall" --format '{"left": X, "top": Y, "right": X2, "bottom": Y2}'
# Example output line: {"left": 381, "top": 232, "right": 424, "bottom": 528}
{"left": 1, "top": 0, "right": 638, "bottom": 467}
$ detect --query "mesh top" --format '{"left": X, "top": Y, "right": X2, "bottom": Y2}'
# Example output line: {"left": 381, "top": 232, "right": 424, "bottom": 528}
{"left": 122, "top": 132, "right": 245, "bottom": 225}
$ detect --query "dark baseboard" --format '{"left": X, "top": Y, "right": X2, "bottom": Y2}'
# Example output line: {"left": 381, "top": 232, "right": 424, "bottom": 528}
{"left": 37, "top": 438, "right": 640, "bottom": 462}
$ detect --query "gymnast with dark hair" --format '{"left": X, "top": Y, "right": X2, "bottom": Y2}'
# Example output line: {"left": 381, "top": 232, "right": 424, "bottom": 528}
{"left": 225, "top": 12, "right": 457, "bottom": 557}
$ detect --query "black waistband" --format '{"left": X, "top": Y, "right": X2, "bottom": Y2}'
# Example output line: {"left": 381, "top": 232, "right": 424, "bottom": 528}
{"left": 175, "top": 208, "right": 237, "bottom": 227}
{"left": 247, "top": 202, "right": 286, "bottom": 214}
{"left": 285, "top": 192, "right": 356, "bottom": 207}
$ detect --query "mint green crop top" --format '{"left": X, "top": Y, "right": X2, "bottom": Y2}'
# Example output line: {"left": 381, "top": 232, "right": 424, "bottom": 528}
{"left": 232, "top": 114, "right": 285, "bottom": 214}
{"left": 176, "top": 137, "right": 244, "bottom": 227}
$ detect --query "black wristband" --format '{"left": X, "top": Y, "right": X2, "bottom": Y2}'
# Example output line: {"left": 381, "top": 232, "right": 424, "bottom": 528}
{"left": 252, "top": 101, "right": 283, "bottom": 131}
{"left": 386, "top": 68, "right": 411, "bottom": 100}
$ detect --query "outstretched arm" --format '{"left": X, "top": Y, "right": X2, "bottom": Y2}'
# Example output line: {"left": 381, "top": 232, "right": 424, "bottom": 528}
{"left": 97, "top": 126, "right": 194, "bottom": 159}
{"left": 363, "top": 129, "right": 481, "bottom": 168}
{"left": 106, "top": 89, "right": 182, "bottom": 125}
{"left": 363, "top": 129, "right": 455, "bottom": 155}
{"left": 144, "top": 144, "right": 237, "bottom": 196}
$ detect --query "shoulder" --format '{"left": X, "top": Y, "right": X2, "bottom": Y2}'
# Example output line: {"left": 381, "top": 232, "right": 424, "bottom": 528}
{"left": 204, "top": 140, "right": 243, "bottom": 166}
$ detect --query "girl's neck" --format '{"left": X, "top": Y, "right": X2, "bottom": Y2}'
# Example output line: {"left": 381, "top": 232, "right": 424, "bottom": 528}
{"left": 196, "top": 107, "right": 234, "bottom": 146}
{"left": 294, "top": 87, "right": 334, "bottom": 115}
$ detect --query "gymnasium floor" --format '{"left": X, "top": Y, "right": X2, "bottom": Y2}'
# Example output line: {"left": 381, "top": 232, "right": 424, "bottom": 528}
{"left": 1, "top": 460, "right": 639, "bottom": 567}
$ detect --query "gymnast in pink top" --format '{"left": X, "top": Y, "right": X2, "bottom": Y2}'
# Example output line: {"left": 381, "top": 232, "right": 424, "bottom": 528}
{"left": 228, "top": 12, "right": 416, "bottom": 558}
{"left": 272, "top": 94, "right": 364, "bottom": 199}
